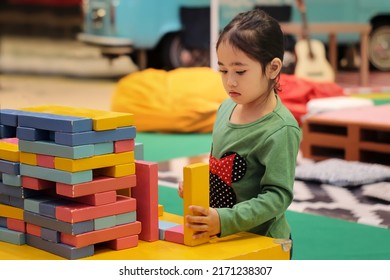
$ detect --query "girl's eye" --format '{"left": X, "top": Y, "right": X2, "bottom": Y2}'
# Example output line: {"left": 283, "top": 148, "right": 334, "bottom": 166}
{"left": 219, "top": 69, "right": 227, "bottom": 74}
{"left": 236, "top": 70, "right": 246, "bottom": 75}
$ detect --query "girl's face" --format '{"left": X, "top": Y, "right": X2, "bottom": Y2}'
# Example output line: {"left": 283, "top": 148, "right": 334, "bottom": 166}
{"left": 217, "top": 41, "right": 271, "bottom": 106}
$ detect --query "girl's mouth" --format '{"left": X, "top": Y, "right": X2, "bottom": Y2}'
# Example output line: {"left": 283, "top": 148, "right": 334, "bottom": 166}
{"left": 229, "top": 91, "right": 241, "bottom": 98}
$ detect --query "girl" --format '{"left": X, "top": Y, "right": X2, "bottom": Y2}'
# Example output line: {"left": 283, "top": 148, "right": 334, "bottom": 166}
{"left": 180, "top": 9, "right": 301, "bottom": 255}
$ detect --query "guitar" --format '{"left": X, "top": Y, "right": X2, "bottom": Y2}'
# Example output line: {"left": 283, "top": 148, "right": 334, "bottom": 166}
{"left": 294, "top": 0, "right": 335, "bottom": 82}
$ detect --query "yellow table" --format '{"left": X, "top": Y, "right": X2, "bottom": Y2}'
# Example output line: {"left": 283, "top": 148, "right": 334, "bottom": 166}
{"left": 0, "top": 213, "right": 290, "bottom": 260}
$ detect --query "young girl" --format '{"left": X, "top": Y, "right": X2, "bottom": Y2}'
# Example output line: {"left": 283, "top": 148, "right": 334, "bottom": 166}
{"left": 179, "top": 9, "right": 301, "bottom": 254}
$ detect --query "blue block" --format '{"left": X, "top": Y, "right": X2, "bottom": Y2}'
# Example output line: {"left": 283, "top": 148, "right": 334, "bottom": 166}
{"left": 24, "top": 210, "right": 94, "bottom": 235}
{"left": 158, "top": 220, "right": 180, "bottom": 240}
{"left": 20, "top": 164, "right": 92, "bottom": 184}
{"left": 9, "top": 196, "right": 25, "bottom": 208}
{"left": 26, "top": 234, "right": 94, "bottom": 260}
{"left": 41, "top": 227, "right": 60, "bottom": 243}
{"left": 0, "top": 159, "right": 20, "bottom": 175}
{"left": 0, "top": 183, "right": 38, "bottom": 199}
{"left": 19, "top": 139, "right": 95, "bottom": 159}
{"left": 55, "top": 126, "right": 136, "bottom": 146}
{"left": 0, "top": 217, "right": 7, "bottom": 227}
{"left": 17, "top": 127, "right": 51, "bottom": 141}
{"left": 17, "top": 111, "right": 93, "bottom": 133}
{"left": 0, "top": 109, "right": 19, "bottom": 126}
{"left": 0, "top": 194, "right": 10, "bottom": 205}
{"left": 0, "top": 125, "right": 17, "bottom": 138}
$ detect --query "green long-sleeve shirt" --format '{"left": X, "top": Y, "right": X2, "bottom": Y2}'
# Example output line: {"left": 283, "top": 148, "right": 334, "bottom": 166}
{"left": 210, "top": 95, "right": 301, "bottom": 239}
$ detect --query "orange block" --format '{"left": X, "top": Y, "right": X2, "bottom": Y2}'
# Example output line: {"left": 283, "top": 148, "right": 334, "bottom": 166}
{"left": 132, "top": 160, "right": 159, "bottom": 242}
{"left": 55, "top": 195, "right": 136, "bottom": 223}
{"left": 61, "top": 221, "right": 141, "bottom": 248}
{"left": 105, "top": 235, "right": 139, "bottom": 250}
{"left": 56, "top": 175, "right": 136, "bottom": 197}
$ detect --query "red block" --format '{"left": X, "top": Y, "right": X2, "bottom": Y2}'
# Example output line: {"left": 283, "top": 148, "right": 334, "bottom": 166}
{"left": 61, "top": 221, "right": 141, "bottom": 248}
{"left": 114, "top": 139, "right": 135, "bottom": 153}
{"left": 26, "top": 223, "right": 41, "bottom": 237}
{"left": 105, "top": 235, "right": 139, "bottom": 250}
{"left": 7, "top": 218, "right": 26, "bottom": 233}
{"left": 55, "top": 195, "right": 136, "bottom": 223}
{"left": 22, "top": 176, "right": 55, "bottom": 190}
{"left": 56, "top": 175, "right": 136, "bottom": 197}
{"left": 164, "top": 225, "right": 184, "bottom": 244}
{"left": 69, "top": 191, "right": 117, "bottom": 206}
{"left": 132, "top": 160, "right": 159, "bottom": 242}
{"left": 37, "top": 154, "right": 55, "bottom": 168}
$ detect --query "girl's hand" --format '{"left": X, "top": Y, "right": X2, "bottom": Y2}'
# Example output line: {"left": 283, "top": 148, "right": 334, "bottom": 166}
{"left": 185, "top": 206, "right": 221, "bottom": 239}
{"left": 178, "top": 181, "right": 184, "bottom": 198}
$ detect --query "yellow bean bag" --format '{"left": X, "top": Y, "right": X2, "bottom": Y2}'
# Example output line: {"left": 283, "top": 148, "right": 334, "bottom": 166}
{"left": 111, "top": 67, "right": 227, "bottom": 133}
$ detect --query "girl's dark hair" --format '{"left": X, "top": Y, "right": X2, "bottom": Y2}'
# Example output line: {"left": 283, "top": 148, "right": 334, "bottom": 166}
{"left": 216, "top": 9, "right": 284, "bottom": 92}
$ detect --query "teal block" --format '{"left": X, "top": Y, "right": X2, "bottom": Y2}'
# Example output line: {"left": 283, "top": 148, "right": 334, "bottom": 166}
{"left": 158, "top": 220, "right": 180, "bottom": 240}
{"left": 116, "top": 211, "right": 137, "bottom": 226}
{"left": 26, "top": 234, "right": 94, "bottom": 260}
{"left": 19, "top": 139, "right": 95, "bottom": 159}
{"left": 93, "top": 142, "right": 114, "bottom": 155}
{"left": 17, "top": 110, "right": 93, "bottom": 133}
{"left": 20, "top": 164, "right": 92, "bottom": 184}
{"left": 55, "top": 126, "right": 136, "bottom": 146}
{"left": 24, "top": 197, "right": 54, "bottom": 213}
{"left": 94, "top": 215, "right": 116, "bottom": 231}
{"left": 134, "top": 142, "right": 144, "bottom": 160}
{"left": 0, "top": 227, "right": 26, "bottom": 245}
{"left": 2, "top": 174, "right": 22, "bottom": 186}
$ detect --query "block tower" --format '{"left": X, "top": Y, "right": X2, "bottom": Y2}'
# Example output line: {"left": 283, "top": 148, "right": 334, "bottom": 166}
{"left": 0, "top": 105, "right": 159, "bottom": 259}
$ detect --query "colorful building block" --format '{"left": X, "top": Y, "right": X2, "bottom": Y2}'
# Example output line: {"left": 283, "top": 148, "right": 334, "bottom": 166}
{"left": 132, "top": 160, "right": 159, "bottom": 242}
{"left": 0, "top": 204, "right": 24, "bottom": 220}
{"left": 70, "top": 191, "right": 117, "bottom": 206}
{"left": 0, "top": 140, "right": 19, "bottom": 162}
{"left": 22, "top": 176, "right": 56, "bottom": 191}
{"left": 61, "top": 221, "right": 141, "bottom": 248}
{"left": 54, "top": 126, "right": 136, "bottom": 146}
{"left": 54, "top": 151, "right": 134, "bottom": 172}
{"left": 96, "top": 163, "right": 135, "bottom": 178}
{"left": 16, "top": 127, "right": 50, "bottom": 141}
{"left": 183, "top": 162, "right": 210, "bottom": 246}
{"left": 55, "top": 175, "right": 136, "bottom": 197}
{"left": 0, "top": 159, "right": 20, "bottom": 175}
{"left": 164, "top": 225, "right": 184, "bottom": 244}
{"left": 158, "top": 220, "right": 180, "bottom": 240}
{"left": 0, "top": 227, "right": 25, "bottom": 245}
{"left": 114, "top": 139, "right": 134, "bottom": 153}
{"left": 105, "top": 234, "right": 138, "bottom": 250}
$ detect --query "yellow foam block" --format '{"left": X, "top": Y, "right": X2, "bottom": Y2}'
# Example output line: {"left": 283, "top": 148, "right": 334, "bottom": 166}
{"left": 97, "top": 163, "right": 135, "bottom": 178}
{"left": 21, "top": 105, "right": 134, "bottom": 131}
{"left": 0, "top": 142, "right": 19, "bottom": 162}
{"left": 19, "top": 152, "right": 37, "bottom": 165}
{"left": 0, "top": 204, "right": 24, "bottom": 220}
{"left": 0, "top": 212, "right": 289, "bottom": 260}
{"left": 55, "top": 152, "right": 134, "bottom": 172}
{"left": 158, "top": 204, "right": 164, "bottom": 217}
{"left": 183, "top": 162, "right": 210, "bottom": 246}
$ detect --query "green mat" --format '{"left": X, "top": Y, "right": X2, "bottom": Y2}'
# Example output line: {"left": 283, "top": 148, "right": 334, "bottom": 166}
{"left": 136, "top": 132, "right": 390, "bottom": 260}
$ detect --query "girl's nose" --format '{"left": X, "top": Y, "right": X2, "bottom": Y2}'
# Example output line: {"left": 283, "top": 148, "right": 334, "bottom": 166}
{"left": 227, "top": 78, "right": 237, "bottom": 87}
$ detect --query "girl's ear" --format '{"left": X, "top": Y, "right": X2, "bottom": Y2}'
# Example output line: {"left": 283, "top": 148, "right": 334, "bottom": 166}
{"left": 267, "top": 58, "right": 282, "bottom": 79}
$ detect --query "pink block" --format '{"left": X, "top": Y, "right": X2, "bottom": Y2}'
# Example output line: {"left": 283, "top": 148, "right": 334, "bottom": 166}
{"left": 69, "top": 191, "right": 117, "bottom": 206}
{"left": 114, "top": 139, "right": 135, "bottom": 153}
{"left": 55, "top": 195, "right": 136, "bottom": 223}
{"left": 22, "top": 176, "right": 56, "bottom": 190}
{"left": 36, "top": 154, "right": 55, "bottom": 168}
{"left": 0, "top": 138, "right": 18, "bottom": 144}
{"left": 164, "top": 225, "right": 184, "bottom": 244}
{"left": 132, "top": 160, "right": 159, "bottom": 242}
{"left": 56, "top": 175, "right": 136, "bottom": 197}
